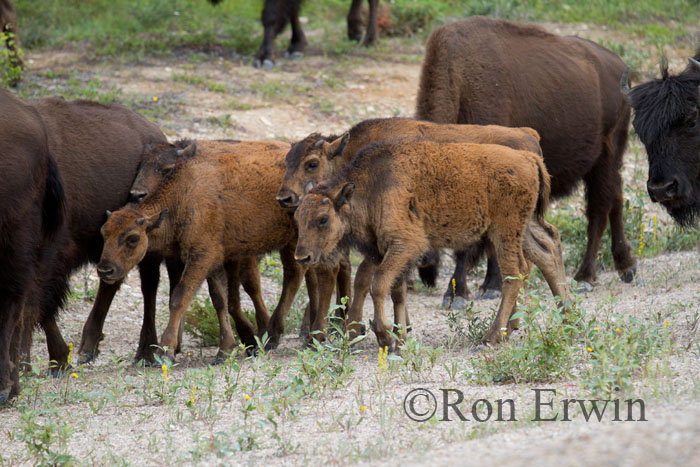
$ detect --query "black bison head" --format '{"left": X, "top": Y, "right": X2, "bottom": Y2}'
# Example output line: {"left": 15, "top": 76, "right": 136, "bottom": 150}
{"left": 623, "top": 57, "right": 700, "bottom": 227}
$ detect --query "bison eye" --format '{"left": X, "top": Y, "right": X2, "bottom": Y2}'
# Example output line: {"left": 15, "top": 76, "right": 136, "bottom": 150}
{"left": 126, "top": 235, "right": 140, "bottom": 248}
{"left": 318, "top": 215, "right": 329, "bottom": 226}
{"left": 305, "top": 160, "right": 319, "bottom": 171}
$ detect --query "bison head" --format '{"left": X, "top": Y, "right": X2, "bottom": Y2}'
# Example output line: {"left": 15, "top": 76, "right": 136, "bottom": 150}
{"left": 293, "top": 182, "right": 354, "bottom": 266}
{"left": 277, "top": 133, "right": 349, "bottom": 210}
{"left": 97, "top": 208, "right": 168, "bottom": 284}
{"left": 130, "top": 140, "right": 196, "bottom": 203}
{"left": 623, "top": 58, "right": 700, "bottom": 226}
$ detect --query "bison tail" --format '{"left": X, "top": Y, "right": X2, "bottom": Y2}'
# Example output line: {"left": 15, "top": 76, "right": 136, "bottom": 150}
{"left": 42, "top": 155, "right": 65, "bottom": 240}
{"left": 417, "top": 250, "right": 440, "bottom": 288}
{"left": 534, "top": 155, "right": 551, "bottom": 222}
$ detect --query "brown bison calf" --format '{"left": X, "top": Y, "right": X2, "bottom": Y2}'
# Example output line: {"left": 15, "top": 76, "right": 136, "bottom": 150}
{"left": 417, "top": 16, "right": 634, "bottom": 293}
{"left": 278, "top": 117, "right": 543, "bottom": 312}
{"left": 98, "top": 142, "right": 311, "bottom": 361}
{"left": 295, "top": 141, "right": 568, "bottom": 349}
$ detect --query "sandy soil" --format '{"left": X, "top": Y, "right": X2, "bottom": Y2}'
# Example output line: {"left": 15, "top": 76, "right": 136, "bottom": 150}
{"left": 1, "top": 22, "right": 699, "bottom": 466}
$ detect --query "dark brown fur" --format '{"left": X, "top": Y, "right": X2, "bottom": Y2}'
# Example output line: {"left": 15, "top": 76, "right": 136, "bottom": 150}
{"left": 294, "top": 141, "right": 568, "bottom": 349}
{"left": 21, "top": 97, "right": 168, "bottom": 369}
{"left": 416, "top": 17, "right": 634, "bottom": 289}
{"left": 0, "top": 89, "right": 65, "bottom": 403}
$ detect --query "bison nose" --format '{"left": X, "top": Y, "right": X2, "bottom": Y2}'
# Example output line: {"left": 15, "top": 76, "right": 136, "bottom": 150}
{"left": 647, "top": 177, "right": 679, "bottom": 203}
{"left": 276, "top": 190, "right": 299, "bottom": 209}
{"left": 96, "top": 262, "right": 116, "bottom": 281}
{"left": 129, "top": 190, "right": 147, "bottom": 203}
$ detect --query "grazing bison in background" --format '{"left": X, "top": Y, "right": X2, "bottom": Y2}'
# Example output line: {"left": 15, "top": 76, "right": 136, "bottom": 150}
{"left": 1, "top": 90, "right": 65, "bottom": 404}
{"left": 278, "top": 118, "right": 544, "bottom": 321}
{"left": 209, "top": 0, "right": 379, "bottom": 69}
{"left": 0, "top": 0, "right": 22, "bottom": 75}
{"left": 622, "top": 54, "right": 700, "bottom": 227}
{"left": 416, "top": 16, "right": 634, "bottom": 296}
{"left": 20, "top": 98, "right": 168, "bottom": 369}
{"left": 294, "top": 140, "right": 568, "bottom": 349}
{"left": 97, "top": 141, "right": 317, "bottom": 361}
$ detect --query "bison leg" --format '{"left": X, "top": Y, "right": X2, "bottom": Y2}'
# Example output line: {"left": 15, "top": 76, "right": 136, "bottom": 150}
{"left": 209, "top": 263, "right": 246, "bottom": 360}
{"left": 336, "top": 252, "right": 352, "bottom": 312}
{"left": 299, "top": 269, "right": 318, "bottom": 338}
{"left": 159, "top": 259, "right": 213, "bottom": 362}
{"left": 40, "top": 315, "right": 69, "bottom": 376}
{"left": 607, "top": 176, "right": 637, "bottom": 282}
{"left": 441, "top": 244, "right": 480, "bottom": 309}
{"left": 77, "top": 278, "right": 123, "bottom": 364}
{"left": 239, "top": 256, "right": 270, "bottom": 337}
{"left": 482, "top": 234, "right": 528, "bottom": 346}
{"left": 347, "top": 0, "right": 364, "bottom": 42}
{"left": 285, "top": 0, "right": 307, "bottom": 59}
{"left": 134, "top": 256, "right": 162, "bottom": 364}
{"left": 307, "top": 265, "right": 337, "bottom": 345}
{"left": 266, "top": 245, "right": 305, "bottom": 350}
{"left": 389, "top": 277, "right": 409, "bottom": 339}
{"left": 346, "top": 258, "right": 376, "bottom": 340}
{"left": 370, "top": 243, "right": 422, "bottom": 351}
{"left": 477, "top": 240, "right": 503, "bottom": 300}
{"left": 0, "top": 296, "right": 24, "bottom": 405}
{"left": 363, "top": 0, "right": 379, "bottom": 46}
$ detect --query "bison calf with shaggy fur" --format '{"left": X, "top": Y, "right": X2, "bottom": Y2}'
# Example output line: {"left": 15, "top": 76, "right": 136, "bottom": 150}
{"left": 294, "top": 141, "right": 568, "bottom": 349}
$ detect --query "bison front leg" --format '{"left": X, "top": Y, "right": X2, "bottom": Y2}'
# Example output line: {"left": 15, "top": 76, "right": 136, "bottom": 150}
{"left": 77, "top": 278, "right": 123, "bottom": 364}
{"left": 307, "top": 265, "right": 337, "bottom": 345}
{"left": 370, "top": 243, "right": 420, "bottom": 351}
{"left": 346, "top": 258, "right": 376, "bottom": 340}
{"left": 159, "top": 260, "right": 213, "bottom": 362}
{"left": 239, "top": 256, "right": 270, "bottom": 337}
{"left": 266, "top": 245, "right": 305, "bottom": 350}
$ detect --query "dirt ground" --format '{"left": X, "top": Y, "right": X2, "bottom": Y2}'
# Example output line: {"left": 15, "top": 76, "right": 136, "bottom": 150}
{"left": 1, "top": 22, "right": 699, "bottom": 465}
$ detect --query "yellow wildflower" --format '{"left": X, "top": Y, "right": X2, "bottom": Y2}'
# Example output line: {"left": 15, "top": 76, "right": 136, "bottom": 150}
{"left": 616, "top": 328, "right": 621, "bottom": 333}
{"left": 451, "top": 278, "right": 456, "bottom": 297}
{"left": 245, "top": 394, "right": 251, "bottom": 401}
{"left": 378, "top": 346, "right": 388, "bottom": 374}
{"left": 587, "top": 347, "right": 593, "bottom": 352}
{"left": 71, "top": 373, "right": 79, "bottom": 379}
{"left": 161, "top": 364, "right": 168, "bottom": 383}
{"left": 153, "top": 96, "right": 158, "bottom": 102}
{"left": 67, "top": 342, "right": 73, "bottom": 366}
{"left": 360, "top": 406, "right": 367, "bottom": 412}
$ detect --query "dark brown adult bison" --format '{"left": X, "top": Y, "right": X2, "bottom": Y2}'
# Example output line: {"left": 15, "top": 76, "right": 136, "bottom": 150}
{"left": 622, "top": 53, "right": 700, "bottom": 227}
{"left": 416, "top": 16, "right": 634, "bottom": 297}
{"left": 20, "top": 98, "right": 168, "bottom": 369}
{"left": 209, "top": 0, "right": 378, "bottom": 69}
{"left": 1, "top": 90, "right": 65, "bottom": 404}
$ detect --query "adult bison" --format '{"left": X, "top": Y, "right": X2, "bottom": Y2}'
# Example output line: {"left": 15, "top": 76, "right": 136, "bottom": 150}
{"left": 208, "top": 0, "right": 378, "bottom": 69}
{"left": 20, "top": 98, "right": 168, "bottom": 369}
{"left": 416, "top": 16, "right": 635, "bottom": 298}
{"left": 1, "top": 90, "right": 65, "bottom": 404}
{"left": 622, "top": 54, "right": 700, "bottom": 227}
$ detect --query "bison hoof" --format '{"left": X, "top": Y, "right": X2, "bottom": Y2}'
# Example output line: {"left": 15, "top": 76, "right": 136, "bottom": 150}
{"left": 0, "top": 388, "right": 11, "bottom": 405}
{"left": 48, "top": 367, "right": 66, "bottom": 379}
{"left": 298, "top": 328, "right": 309, "bottom": 339}
{"left": 284, "top": 51, "right": 304, "bottom": 60}
{"left": 620, "top": 266, "right": 637, "bottom": 284}
{"left": 77, "top": 351, "right": 96, "bottom": 365}
{"left": 450, "top": 296, "right": 469, "bottom": 310}
{"left": 211, "top": 353, "right": 230, "bottom": 366}
{"left": 254, "top": 59, "right": 275, "bottom": 70}
{"left": 476, "top": 289, "right": 501, "bottom": 301}
{"left": 576, "top": 281, "right": 595, "bottom": 293}
{"left": 263, "top": 341, "right": 279, "bottom": 352}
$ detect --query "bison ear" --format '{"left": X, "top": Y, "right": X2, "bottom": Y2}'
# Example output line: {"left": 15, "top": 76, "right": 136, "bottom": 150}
{"left": 303, "top": 180, "right": 315, "bottom": 195}
{"left": 146, "top": 208, "right": 169, "bottom": 233}
{"left": 334, "top": 182, "right": 355, "bottom": 210}
{"left": 323, "top": 133, "right": 349, "bottom": 160}
{"left": 176, "top": 142, "right": 197, "bottom": 159}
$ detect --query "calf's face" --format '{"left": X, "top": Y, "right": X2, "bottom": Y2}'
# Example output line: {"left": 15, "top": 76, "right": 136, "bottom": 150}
{"left": 97, "top": 209, "right": 168, "bottom": 284}
{"left": 293, "top": 184, "right": 353, "bottom": 266}
{"left": 277, "top": 134, "right": 349, "bottom": 209}
{"left": 130, "top": 142, "right": 196, "bottom": 202}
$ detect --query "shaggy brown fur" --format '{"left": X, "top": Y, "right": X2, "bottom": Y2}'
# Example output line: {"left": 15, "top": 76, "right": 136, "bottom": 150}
{"left": 295, "top": 141, "right": 568, "bottom": 349}
{"left": 0, "top": 89, "right": 65, "bottom": 403}
{"left": 97, "top": 143, "right": 316, "bottom": 360}
{"left": 278, "top": 117, "right": 543, "bottom": 324}
{"left": 18, "top": 98, "right": 168, "bottom": 371}
{"left": 416, "top": 16, "right": 634, "bottom": 291}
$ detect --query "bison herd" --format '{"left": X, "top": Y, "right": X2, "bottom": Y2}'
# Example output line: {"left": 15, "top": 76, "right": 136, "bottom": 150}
{"left": 1, "top": 14, "right": 699, "bottom": 404}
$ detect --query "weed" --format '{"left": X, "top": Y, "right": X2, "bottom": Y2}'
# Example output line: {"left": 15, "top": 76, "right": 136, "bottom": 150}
{"left": 445, "top": 301, "right": 491, "bottom": 347}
